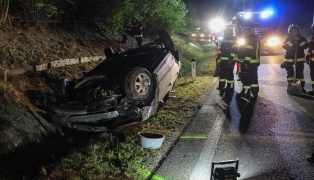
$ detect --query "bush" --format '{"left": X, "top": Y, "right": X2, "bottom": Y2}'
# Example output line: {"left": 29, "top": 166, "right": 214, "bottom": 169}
{"left": 5, "top": 0, "right": 192, "bottom": 35}
{"left": 65, "top": 0, "right": 188, "bottom": 35}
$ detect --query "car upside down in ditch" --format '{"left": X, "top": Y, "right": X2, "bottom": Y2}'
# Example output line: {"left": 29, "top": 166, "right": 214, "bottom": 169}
{"left": 44, "top": 29, "right": 181, "bottom": 135}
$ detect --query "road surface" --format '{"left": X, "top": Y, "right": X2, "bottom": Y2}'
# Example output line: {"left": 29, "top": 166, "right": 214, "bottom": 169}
{"left": 153, "top": 48, "right": 314, "bottom": 179}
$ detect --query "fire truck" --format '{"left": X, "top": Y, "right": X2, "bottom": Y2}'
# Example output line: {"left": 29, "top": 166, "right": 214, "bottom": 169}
{"left": 231, "top": 11, "right": 280, "bottom": 53}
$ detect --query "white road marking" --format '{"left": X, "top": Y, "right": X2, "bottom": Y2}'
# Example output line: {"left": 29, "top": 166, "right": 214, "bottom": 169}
{"left": 189, "top": 111, "right": 225, "bottom": 180}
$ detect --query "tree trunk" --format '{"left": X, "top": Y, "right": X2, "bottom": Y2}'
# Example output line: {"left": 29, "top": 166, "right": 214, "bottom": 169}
{"left": 0, "top": 0, "right": 10, "bottom": 23}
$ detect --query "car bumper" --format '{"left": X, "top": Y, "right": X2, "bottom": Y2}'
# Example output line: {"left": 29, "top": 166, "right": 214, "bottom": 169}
{"left": 45, "top": 99, "right": 120, "bottom": 132}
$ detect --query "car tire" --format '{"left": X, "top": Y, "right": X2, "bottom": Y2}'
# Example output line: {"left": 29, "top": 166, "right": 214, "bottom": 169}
{"left": 159, "top": 29, "right": 175, "bottom": 54}
{"left": 124, "top": 67, "right": 155, "bottom": 104}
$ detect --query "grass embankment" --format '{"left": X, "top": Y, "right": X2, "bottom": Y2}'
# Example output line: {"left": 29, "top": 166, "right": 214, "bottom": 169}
{"left": 43, "top": 36, "right": 218, "bottom": 180}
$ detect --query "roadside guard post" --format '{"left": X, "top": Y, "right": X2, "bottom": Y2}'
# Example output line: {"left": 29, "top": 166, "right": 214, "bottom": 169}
{"left": 210, "top": 159, "right": 240, "bottom": 180}
{"left": 191, "top": 58, "right": 196, "bottom": 79}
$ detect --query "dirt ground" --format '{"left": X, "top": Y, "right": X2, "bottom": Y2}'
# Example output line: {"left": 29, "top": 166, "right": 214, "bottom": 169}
{"left": 0, "top": 23, "right": 152, "bottom": 179}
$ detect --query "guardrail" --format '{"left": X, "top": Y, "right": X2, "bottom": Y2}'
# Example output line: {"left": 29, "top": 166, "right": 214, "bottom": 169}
{"left": 3, "top": 56, "right": 105, "bottom": 82}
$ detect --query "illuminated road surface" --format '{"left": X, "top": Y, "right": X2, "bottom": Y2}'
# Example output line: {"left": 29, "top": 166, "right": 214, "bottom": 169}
{"left": 153, "top": 50, "right": 314, "bottom": 179}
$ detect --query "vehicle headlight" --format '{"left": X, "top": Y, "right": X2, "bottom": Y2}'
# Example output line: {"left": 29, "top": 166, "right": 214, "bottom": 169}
{"left": 267, "top": 37, "right": 280, "bottom": 46}
{"left": 191, "top": 33, "right": 197, "bottom": 37}
{"left": 200, "top": 34, "right": 204, "bottom": 38}
{"left": 209, "top": 18, "right": 226, "bottom": 32}
{"left": 237, "top": 38, "right": 245, "bottom": 46}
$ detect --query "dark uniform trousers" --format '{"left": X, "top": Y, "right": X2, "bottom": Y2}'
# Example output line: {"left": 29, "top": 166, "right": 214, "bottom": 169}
{"left": 249, "top": 63, "right": 259, "bottom": 96}
{"left": 309, "top": 63, "right": 314, "bottom": 89}
{"left": 307, "top": 41, "right": 314, "bottom": 90}
{"left": 239, "top": 60, "right": 259, "bottom": 97}
{"left": 285, "top": 61, "right": 305, "bottom": 87}
{"left": 219, "top": 58, "right": 235, "bottom": 92}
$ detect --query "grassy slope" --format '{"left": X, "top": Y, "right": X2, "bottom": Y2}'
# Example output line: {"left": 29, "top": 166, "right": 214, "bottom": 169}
{"left": 0, "top": 23, "right": 218, "bottom": 179}
{"left": 41, "top": 36, "right": 218, "bottom": 179}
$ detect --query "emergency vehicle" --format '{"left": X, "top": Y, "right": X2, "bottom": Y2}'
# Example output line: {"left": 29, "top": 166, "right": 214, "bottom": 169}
{"left": 232, "top": 11, "right": 280, "bottom": 53}
{"left": 190, "top": 27, "right": 213, "bottom": 42}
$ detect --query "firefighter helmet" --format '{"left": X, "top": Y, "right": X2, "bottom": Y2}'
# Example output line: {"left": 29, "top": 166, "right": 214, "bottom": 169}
{"left": 288, "top": 24, "right": 300, "bottom": 33}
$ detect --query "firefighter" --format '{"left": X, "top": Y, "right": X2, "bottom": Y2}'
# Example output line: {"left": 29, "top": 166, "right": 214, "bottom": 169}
{"left": 236, "top": 27, "right": 261, "bottom": 101}
{"left": 121, "top": 16, "right": 144, "bottom": 47}
{"left": 282, "top": 24, "right": 308, "bottom": 93}
{"left": 217, "top": 27, "right": 238, "bottom": 97}
{"left": 306, "top": 25, "right": 314, "bottom": 95}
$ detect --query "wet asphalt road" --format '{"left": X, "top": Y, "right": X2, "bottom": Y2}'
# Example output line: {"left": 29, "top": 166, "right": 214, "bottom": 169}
{"left": 153, "top": 49, "right": 314, "bottom": 180}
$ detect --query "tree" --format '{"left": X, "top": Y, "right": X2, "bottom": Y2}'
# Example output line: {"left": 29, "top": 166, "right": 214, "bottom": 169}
{"left": 0, "top": 0, "right": 189, "bottom": 35}
{"left": 184, "top": 1, "right": 200, "bottom": 32}
{"left": 131, "top": 0, "right": 187, "bottom": 34}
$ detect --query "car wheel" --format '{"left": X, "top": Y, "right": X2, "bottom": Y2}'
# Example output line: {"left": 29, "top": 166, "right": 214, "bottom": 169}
{"left": 159, "top": 29, "right": 175, "bottom": 54}
{"left": 124, "top": 67, "right": 155, "bottom": 104}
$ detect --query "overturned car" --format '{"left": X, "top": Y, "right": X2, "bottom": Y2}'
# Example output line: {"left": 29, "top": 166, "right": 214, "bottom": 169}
{"left": 45, "top": 29, "right": 181, "bottom": 134}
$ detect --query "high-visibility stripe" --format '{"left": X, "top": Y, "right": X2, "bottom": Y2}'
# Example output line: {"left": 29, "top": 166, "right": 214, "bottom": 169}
{"left": 227, "top": 80, "right": 235, "bottom": 83}
{"left": 134, "top": 35, "right": 142, "bottom": 37}
{"left": 223, "top": 40, "right": 234, "bottom": 43}
{"left": 250, "top": 60, "right": 260, "bottom": 63}
{"left": 296, "top": 78, "right": 305, "bottom": 82}
{"left": 251, "top": 84, "right": 259, "bottom": 88}
{"left": 237, "top": 59, "right": 244, "bottom": 63}
{"left": 230, "top": 53, "right": 236, "bottom": 57}
{"left": 285, "top": 58, "right": 305, "bottom": 62}
{"left": 311, "top": 81, "right": 314, "bottom": 84}
{"left": 219, "top": 79, "right": 226, "bottom": 82}
{"left": 246, "top": 45, "right": 253, "bottom": 49}
{"left": 244, "top": 57, "right": 252, "bottom": 60}
{"left": 243, "top": 86, "right": 251, "bottom": 89}
{"left": 220, "top": 57, "right": 229, "bottom": 60}
{"left": 287, "top": 77, "right": 294, "bottom": 80}
{"left": 300, "top": 41, "right": 306, "bottom": 46}
{"left": 287, "top": 41, "right": 293, "bottom": 47}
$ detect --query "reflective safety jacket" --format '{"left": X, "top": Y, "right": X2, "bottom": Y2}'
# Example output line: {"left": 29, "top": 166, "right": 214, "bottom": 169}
{"left": 282, "top": 35, "right": 308, "bottom": 62}
{"left": 124, "top": 21, "right": 144, "bottom": 38}
{"left": 307, "top": 41, "right": 314, "bottom": 61}
{"left": 217, "top": 36, "right": 238, "bottom": 61}
{"left": 237, "top": 34, "right": 261, "bottom": 64}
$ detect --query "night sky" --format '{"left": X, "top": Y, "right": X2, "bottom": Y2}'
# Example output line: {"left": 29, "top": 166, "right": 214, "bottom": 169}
{"left": 195, "top": 0, "right": 314, "bottom": 38}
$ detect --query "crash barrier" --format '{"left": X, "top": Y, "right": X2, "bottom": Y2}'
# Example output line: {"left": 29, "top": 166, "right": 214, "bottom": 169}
{"left": 3, "top": 56, "right": 105, "bottom": 82}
